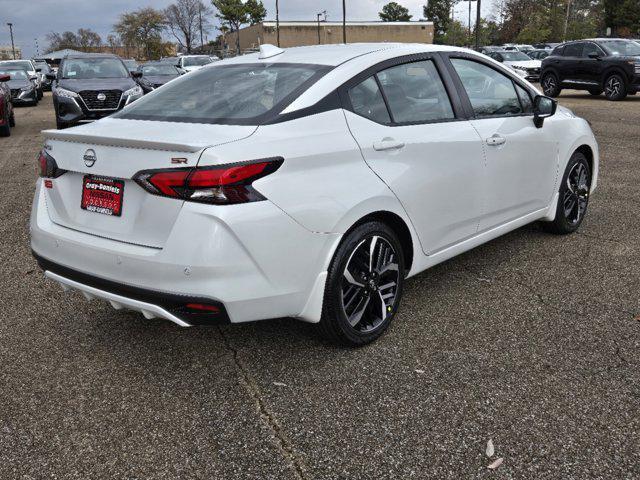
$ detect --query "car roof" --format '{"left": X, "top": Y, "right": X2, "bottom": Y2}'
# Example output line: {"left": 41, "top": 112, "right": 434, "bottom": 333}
{"left": 218, "top": 43, "right": 464, "bottom": 67}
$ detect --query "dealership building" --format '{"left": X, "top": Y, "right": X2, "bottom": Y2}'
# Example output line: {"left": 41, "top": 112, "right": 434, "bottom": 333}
{"left": 222, "top": 21, "right": 435, "bottom": 51}
{"left": 0, "top": 45, "right": 22, "bottom": 60}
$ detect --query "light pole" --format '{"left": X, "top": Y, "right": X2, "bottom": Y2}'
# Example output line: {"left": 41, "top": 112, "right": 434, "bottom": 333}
{"left": 316, "top": 10, "right": 326, "bottom": 45}
{"left": 198, "top": 3, "right": 204, "bottom": 49}
{"left": 563, "top": 0, "right": 571, "bottom": 42}
{"left": 7, "top": 23, "right": 16, "bottom": 59}
{"left": 342, "top": 0, "right": 346, "bottom": 43}
{"left": 35, "top": 38, "right": 39, "bottom": 57}
{"left": 475, "top": 0, "right": 481, "bottom": 50}
{"left": 275, "top": 0, "right": 280, "bottom": 47}
{"left": 468, "top": 1, "right": 472, "bottom": 46}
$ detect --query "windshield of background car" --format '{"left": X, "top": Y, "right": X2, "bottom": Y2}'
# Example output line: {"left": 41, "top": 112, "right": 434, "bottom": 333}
{"left": 142, "top": 64, "right": 179, "bottom": 75}
{"left": 501, "top": 52, "right": 532, "bottom": 61}
{"left": 183, "top": 56, "right": 212, "bottom": 67}
{"left": 35, "top": 62, "right": 51, "bottom": 72}
{"left": 116, "top": 63, "right": 330, "bottom": 125}
{"left": 61, "top": 58, "right": 129, "bottom": 79}
{"left": 0, "top": 61, "right": 33, "bottom": 72}
{"left": 599, "top": 40, "right": 640, "bottom": 56}
{"left": 0, "top": 69, "right": 29, "bottom": 80}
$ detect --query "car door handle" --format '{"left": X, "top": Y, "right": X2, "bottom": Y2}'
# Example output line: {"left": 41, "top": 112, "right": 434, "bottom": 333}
{"left": 373, "top": 139, "right": 405, "bottom": 151}
{"left": 486, "top": 134, "right": 506, "bottom": 146}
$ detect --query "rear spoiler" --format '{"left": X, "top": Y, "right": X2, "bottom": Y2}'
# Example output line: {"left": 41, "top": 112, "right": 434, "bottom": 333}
{"left": 42, "top": 129, "right": 206, "bottom": 153}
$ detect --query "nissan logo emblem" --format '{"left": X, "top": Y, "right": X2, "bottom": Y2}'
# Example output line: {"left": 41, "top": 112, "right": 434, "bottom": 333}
{"left": 83, "top": 149, "right": 97, "bottom": 168}
{"left": 97, "top": 93, "right": 106, "bottom": 101}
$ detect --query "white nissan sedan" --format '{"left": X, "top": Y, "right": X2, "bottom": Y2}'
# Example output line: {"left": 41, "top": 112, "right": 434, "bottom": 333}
{"left": 31, "top": 43, "right": 598, "bottom": 346}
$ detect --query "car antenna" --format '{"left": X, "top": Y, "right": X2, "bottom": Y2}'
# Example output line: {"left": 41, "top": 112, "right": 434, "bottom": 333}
{"left": 258, "top": 44, "right": 285, "bottom": 60}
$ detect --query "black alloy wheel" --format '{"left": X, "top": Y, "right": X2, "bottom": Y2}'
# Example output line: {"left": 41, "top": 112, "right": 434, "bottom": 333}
{"left": 604, "top": 74, "right": 627, "bottom": 101}
{"left": 542, "top": 72, "right": 561, "bottom": 97}
{"left": 320, "top": 221, "right": 405, "bottom": 346}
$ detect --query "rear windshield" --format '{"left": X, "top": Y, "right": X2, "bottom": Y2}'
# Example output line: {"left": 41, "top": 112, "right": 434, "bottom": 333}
{"left": 500, "top": 52, "right": 532, "bottom": 61}
{"left": 0, "top": 61, "right": 33, "bottom": 72}
{"left": 599, "top": 40, "right": 640, "bottom": 56}
{"left": 61, "top": 58, "right": 129, "bottom": 79}
{"left": 116, "top": 63, "right": 330, "bottom": 125}
{"left": 0, "top": 69, "right": 28, "bottom": 80}
{"left": 141, "top": 64, "right": 179, "bottom": 75}
{"left": 183, "top": 56, "right": 212, "bottom": 67}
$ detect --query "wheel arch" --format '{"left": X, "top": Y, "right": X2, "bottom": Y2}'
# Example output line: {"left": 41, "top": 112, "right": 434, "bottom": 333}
{"left": 575, "top": 144, "right": 594, "bottom": 179}
{"left": 347, "top": 210, "right": 415, "bottom": 275}
{"left": 600, "top": 66, "right": 630, "bottom": 87}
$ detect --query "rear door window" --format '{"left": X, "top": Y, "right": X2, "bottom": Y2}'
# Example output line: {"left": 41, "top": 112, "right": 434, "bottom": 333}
{"left": 347, "top": 76, "right": 391, "bottom": 124}
{"left": 376, "top": 60, "right": 454, "bottom": 124}
{"left": 563, "top": 43, "right": 583, "bottom": 57}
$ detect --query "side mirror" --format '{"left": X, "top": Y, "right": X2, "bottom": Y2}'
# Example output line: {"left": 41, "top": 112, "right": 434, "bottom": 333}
{"left": 30, "top": 75, "right": 38, "bottom": 81}
{"left": 588, "top": 52, "right": 601, "bottom": 59}
{"left": 533, "top": 95, "right": 557, "bottom": 128}
{"left": 131, "top": 71, "right": 143, "bottom": 78}
{"left": 46, "top": 73, "right": 56, "bottom": 80}
{"left": 0, "top": 74, "right": 10, "bottom": 82}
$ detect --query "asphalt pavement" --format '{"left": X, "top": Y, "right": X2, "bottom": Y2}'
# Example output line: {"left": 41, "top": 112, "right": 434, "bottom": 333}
{"left": 0, "top": 92, "right": 638, "bottom": 479}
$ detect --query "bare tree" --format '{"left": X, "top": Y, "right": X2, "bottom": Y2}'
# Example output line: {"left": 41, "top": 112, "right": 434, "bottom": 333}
{"left": 77, "top": 28, "right": 102, "bottom": 50}
{"left": 165, "top": 0, "right": 213, "bottom": 53}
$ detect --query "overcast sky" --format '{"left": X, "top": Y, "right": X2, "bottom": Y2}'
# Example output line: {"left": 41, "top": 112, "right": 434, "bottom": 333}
{"left": 1, "top": 0, "right": 497, "bottom": 58}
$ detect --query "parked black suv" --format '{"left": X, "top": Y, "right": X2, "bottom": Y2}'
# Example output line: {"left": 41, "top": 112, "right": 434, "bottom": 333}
{"left": 541, "top": 38, "right": 640, "bottom": 101}
{"left": 48, "top": 54, "right": 143, "bottom": 129}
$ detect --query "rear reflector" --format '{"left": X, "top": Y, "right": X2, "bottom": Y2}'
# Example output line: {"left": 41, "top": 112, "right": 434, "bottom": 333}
{"left": 133, "top": 158, "right": 283, "bottom": 205}
{"left": 185, "top": 303, "right": 220, "bottom": 313}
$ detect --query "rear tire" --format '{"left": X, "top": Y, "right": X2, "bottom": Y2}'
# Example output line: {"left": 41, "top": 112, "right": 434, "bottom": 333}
{"left": 319, "top": 221, "right": 405, "bottom": 347}
{"left": 542, "top": 152, "right": 591, "bottom": 235}
{"left": 0, "top": 106, "right": 10, "bottom": 137}
{"left": 604, "top": 73, "right": 627, "bottom": 101}
{"left": 541, "top": 72, "right": 561, "bottom": 97}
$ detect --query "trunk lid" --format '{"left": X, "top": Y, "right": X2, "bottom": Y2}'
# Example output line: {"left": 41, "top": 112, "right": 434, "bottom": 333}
{"left": 42, "top": 118, "right": 257, "bottom": 248}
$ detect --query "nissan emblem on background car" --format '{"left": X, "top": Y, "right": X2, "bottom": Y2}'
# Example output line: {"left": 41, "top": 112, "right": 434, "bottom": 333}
{"left": 31, "top": 43, "right": 599, "bottom": 346}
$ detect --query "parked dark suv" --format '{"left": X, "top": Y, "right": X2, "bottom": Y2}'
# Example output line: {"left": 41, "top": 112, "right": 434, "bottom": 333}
{"left": 541, "top": 38, "right": 640, "bottom": 101}
{"left": 48, "top": 54, "right": 143, "bottom": 129}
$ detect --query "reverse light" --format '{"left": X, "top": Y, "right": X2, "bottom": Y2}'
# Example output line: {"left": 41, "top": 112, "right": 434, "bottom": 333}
{"left": 133, "top": 158, "right": 283, "bottom": 205}
{"left": 37, "top": 149, "right": 66, "bottom": 178}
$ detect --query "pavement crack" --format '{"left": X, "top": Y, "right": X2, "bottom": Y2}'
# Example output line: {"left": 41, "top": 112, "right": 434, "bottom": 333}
{"left": 217, "top": 326, "right": 308, "bottom": 480}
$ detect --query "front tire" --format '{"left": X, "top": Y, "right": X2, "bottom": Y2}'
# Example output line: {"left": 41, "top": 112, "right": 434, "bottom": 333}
{"left": 604, "top": 73, "right": 627, "bottom": 101}
{"left": 319, "top": 221, "right": 405, "bottom": 346}
{"left": 541, "top": 72, "right": 561, "bottom": 97}
{"left": 542, "top": 152, "right": 591, "bottom": 235}
{"left": 9, "top": 108, "right": 15, "bottom": 127}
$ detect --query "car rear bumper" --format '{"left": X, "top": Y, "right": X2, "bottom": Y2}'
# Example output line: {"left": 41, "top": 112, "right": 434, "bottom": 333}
{"left": 30, "top": 179, "right": 340, "bottom": 324}
{"left": 34, "top": 254, "right": 229, "bottom": 326}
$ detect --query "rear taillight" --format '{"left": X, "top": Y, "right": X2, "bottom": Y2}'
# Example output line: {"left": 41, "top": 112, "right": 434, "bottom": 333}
{"left": 37, "top": 149, "right": 66, "bottom": 178}
{"left": 133, "top": 158, "right": 283, "bottom": 205}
